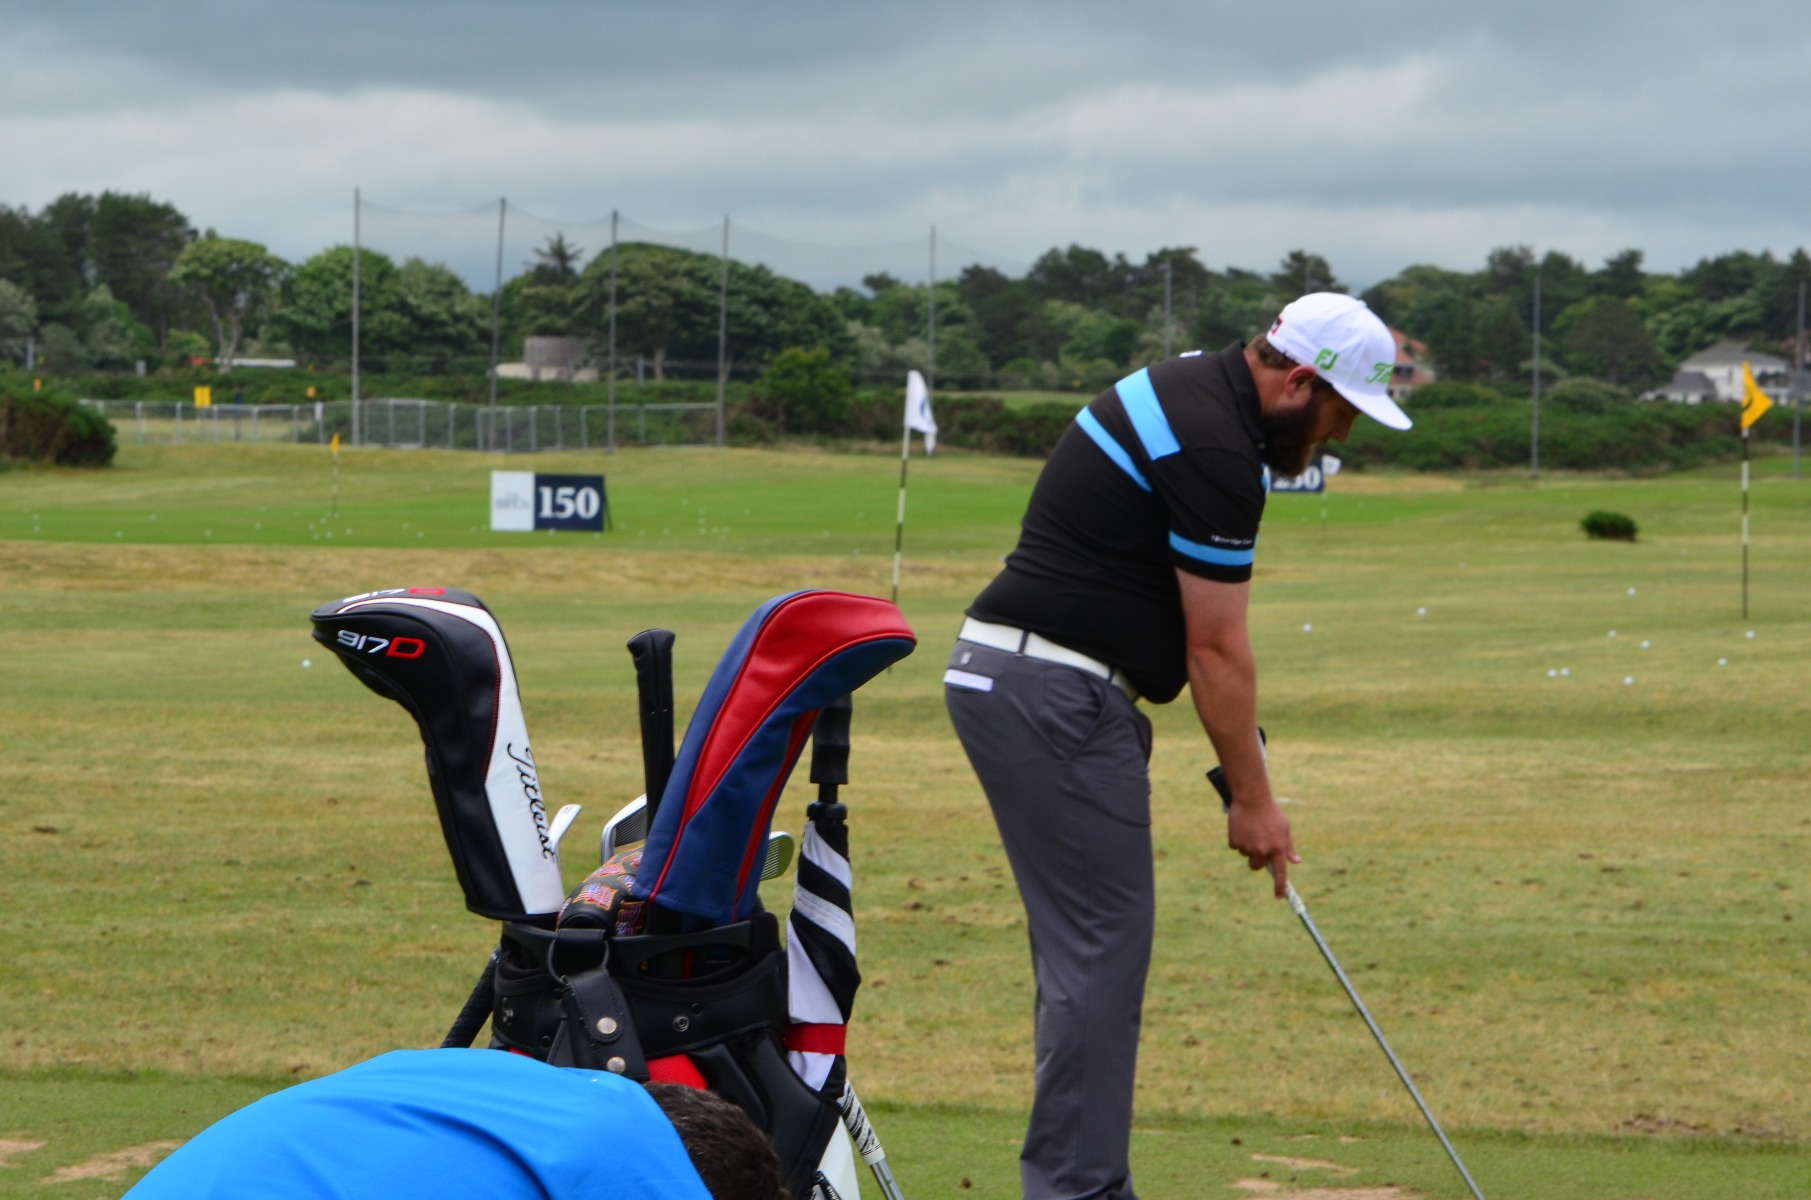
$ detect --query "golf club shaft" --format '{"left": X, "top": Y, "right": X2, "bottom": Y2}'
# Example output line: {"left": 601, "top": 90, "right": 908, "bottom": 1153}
{"left": 837, "top": 1081, "right": 906, "bottom": 1200}
{"left": 1285, "top": 882, "right": 1486, "bottom": 1200}
{"left": 440, "top": 950, "right": 498, "bottom": 1049}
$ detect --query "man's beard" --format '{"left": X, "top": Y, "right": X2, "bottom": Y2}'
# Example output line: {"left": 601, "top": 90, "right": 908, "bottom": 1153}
{"left": 1260, "top": 398, "right": 1322, "bottom": 476}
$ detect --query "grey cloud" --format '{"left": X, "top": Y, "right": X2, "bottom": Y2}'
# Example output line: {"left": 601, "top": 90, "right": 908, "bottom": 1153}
{"left": 1, "top": 1, "right": 1807, "bottom": 286}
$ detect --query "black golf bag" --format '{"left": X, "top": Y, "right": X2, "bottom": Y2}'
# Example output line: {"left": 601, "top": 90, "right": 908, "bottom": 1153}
{"left": 312, "top": 587, "right": 916, "bottom": 1199}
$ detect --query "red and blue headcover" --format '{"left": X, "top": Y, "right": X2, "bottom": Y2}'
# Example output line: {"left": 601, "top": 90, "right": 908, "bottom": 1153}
{"left": 633, "top": 590, "right": 915, "bottom": 924}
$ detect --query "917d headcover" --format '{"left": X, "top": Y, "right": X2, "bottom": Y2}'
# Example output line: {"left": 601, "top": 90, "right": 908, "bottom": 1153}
{"left": 633, "top": 590, "right": 915, "bottom": 925}
{"left": 310, "top": 587, "right": 565, "bottom": 921}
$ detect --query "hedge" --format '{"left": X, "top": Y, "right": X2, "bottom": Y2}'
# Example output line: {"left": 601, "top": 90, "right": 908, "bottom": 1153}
{"left": 0, "top": 384, "right": 116, "bottom": 467}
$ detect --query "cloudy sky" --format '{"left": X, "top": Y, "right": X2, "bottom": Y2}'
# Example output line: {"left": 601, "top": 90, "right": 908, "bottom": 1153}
{"left": 4, "top": 0, "right": 1809, "bottom": 289}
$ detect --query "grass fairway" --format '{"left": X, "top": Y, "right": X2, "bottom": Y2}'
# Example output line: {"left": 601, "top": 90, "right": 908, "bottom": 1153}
{"left": 3, "top": 442, "right": 1810, "bottom": 1197}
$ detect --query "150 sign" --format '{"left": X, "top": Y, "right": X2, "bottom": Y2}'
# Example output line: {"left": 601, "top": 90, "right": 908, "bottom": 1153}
{"left": 490, "top": 471, "right": 610, "bottom": 532}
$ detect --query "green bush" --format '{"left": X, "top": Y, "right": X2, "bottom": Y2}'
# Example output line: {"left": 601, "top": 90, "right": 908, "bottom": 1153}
{"left": 1545, "top": 377, "right": 1631, "bottom": 413}
{"left": 753, "top": 346, "right": 852, "bottom": 434}
{"left": 1344, "top": 383, "right": 1755, "bottom": 473}
{"left": 1581, "top": 510, "right": 1638, "bottom": 541}
{"left": 1392, "top": 380, "right": 1504, "bottom": 409}
{"left": 0, "top": 384, "right": 117, "bottom": 467}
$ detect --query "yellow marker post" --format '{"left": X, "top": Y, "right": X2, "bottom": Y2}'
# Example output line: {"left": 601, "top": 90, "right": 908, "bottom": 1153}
{"left": 194, "top": 386, "right": 212, "bottom": 408}
{"left": 1739, "top": 362, "right": 1774, "bottom": 619}
{"left": 32, "top": 377, "right": 42, "bottom": 391}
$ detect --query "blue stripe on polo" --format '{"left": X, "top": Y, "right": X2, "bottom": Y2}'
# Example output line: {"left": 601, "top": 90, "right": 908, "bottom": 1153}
{"left": 1114, "top": 369, "right": 1180, "bottom": 460}
{"left": 1075, "top": 408, "right": 1151, "bottom": 492}
{"left": 1168, "top": 531, "right": 1255, "bottom": 567}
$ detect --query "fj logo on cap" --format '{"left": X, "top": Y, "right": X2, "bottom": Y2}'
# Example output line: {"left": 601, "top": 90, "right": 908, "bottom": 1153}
{"left": 1367, "top": 362, "right": 1392, "bottom": 384}
{"left": 1315, "top": 349, "right": 1339, "bottom": 369}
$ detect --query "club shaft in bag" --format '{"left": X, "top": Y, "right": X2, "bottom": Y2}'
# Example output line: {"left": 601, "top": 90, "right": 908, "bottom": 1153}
{"left": 837, "top": 1081, "right": 905, "bottom": 1200}
{"left": 1284, "top": 882, "right": 1486, "bottom": 1200}
{"left": 441, "top": 950, "right": 499, "bottom": 1049}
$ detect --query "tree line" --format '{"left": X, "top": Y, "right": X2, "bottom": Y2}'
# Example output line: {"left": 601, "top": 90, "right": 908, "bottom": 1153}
{"left": 3, "top": 190, "right": 1806, "bottom": 394}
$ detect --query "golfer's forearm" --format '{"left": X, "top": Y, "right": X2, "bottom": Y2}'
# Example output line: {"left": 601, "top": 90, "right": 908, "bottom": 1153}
{"left": 1186, "top": 638, "right": 1270, "bottom": 805}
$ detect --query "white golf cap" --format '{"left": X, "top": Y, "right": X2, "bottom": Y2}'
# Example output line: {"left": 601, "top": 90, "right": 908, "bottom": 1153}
{"left": 1266, "top": 293, "right": 1412, "bottom": 431}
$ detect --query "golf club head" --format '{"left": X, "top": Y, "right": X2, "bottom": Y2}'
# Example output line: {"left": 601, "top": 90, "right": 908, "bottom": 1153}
{"left": 600, "top": 795, "right": 650, "bottom": 863}
{"left": 762, "top": 830, "right": 796, "bottom": 882}
{"left": 310, "top": 587, "right": 565, "bottom": 922}
{"left": 548, "top": 804, "right": 582, "bottom": 854}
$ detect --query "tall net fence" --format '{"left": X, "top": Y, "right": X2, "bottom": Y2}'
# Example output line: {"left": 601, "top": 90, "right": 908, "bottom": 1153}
{"left": 78, "top": 398, "right": 720, "bottom": 453}
{"left": 349, "top": 194, "right": 1029, "bottom": 446}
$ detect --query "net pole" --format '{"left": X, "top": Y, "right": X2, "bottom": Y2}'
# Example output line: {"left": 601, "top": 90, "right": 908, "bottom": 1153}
{"left": 607, "top": 209, "right": 619, "bottom": 453}
{"left": 1163, "top": 259, "right": 1173, "bottom": 359}
{"left": 488, "top": 197, "right": 506, "bottom": 408}
{"left": 1794, "top": 278, "right": 1804, "bottom": 481}
{"left": 927, "top": 226, "right": 937, "bottom": 396}
{"left": 1530, "top": 271, "right": 1541, "bottom": 479}
{"left": 715, "top": 216, "right": 729, "bottom": 448}
{"left": 351, "top": 187, "right": 361, "bottom": 446}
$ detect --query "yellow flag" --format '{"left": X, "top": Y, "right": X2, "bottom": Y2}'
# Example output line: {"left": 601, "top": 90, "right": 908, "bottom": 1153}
{"left": 1740, "top": 362, "right": 1773, "bottom": 430}
{"left": 194, "top": 385, "right": 212, "bottom": 408}
{"left": 330, "top": 432, "right": 340, "bottom": 453}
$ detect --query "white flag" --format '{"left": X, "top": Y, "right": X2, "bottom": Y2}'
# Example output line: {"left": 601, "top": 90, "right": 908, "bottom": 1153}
{"left": 904, "top": 369, "right": 937, "bottom": 455}
{"left": 1320, "top": 453, "right": 1342, "bottom": 477}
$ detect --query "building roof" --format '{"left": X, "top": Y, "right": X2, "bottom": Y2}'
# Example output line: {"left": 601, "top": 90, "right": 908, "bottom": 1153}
{"left": 1679, "top": 340, "right": 1787, "bottom": 371}
{"left": 1653, "top": 370, "right": 1718, "bottom": 394}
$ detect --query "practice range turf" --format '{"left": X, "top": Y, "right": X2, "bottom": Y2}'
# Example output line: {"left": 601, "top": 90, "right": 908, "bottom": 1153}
{"left": 3, "top": 442, "right": 1809, "bottom": 1198}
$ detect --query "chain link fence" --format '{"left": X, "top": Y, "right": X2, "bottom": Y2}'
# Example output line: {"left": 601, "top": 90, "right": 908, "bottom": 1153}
{"left": 78, "top": 398, "right": 719, "bottom": 452}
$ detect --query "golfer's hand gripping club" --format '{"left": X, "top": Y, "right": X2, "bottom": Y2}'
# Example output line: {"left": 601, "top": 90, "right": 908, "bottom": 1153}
{"left": 1207, "top": 728, "right": 1296, "bottom": 898}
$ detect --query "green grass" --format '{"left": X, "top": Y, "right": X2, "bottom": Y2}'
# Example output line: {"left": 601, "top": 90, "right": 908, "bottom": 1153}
{"left": 0, "top": 441, "right": 1039, "bottom": 558}
{"left": 3, "top": 443, "right": 1810, "bottom": 1196}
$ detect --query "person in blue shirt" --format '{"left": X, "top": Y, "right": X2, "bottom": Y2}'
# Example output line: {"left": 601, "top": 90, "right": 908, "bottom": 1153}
{"left": 125, "top": 1048, "right": 786, "bottom": 1200}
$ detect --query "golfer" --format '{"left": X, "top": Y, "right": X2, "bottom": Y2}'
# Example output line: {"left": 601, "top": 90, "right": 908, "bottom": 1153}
{"left": 124, "top": 1048, "right": 786, "bottom": 1200}
{"left": 945, "top": 294, "right": 1412, "bottom": 1200}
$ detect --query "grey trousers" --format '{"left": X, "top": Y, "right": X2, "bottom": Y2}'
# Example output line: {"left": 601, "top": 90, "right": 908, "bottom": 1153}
{"left": 944, "top": 639, "right": 1155, "bottom": 1200}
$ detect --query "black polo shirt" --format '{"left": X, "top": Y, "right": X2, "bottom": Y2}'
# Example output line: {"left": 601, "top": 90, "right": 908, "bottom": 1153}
{"left": 967, "top": 342, "right": 1266, "bottom": 704}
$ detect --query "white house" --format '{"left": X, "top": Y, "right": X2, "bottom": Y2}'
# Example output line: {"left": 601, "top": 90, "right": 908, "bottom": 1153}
{"left": 1673, "top": 340, "right": 1789, "bottom": 402}
{"left": 1639, "top": 370, "right": 1720, "bottom": 405}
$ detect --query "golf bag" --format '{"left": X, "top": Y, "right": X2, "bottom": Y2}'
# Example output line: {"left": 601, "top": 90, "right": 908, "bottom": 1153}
{"left": 314, "top": 587, "right": 916, "bottom": 1199}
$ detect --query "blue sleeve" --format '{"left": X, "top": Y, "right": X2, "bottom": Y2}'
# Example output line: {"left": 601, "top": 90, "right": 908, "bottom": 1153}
{"left": 1152, "top": 447, "right": 1263, "bottom": 582}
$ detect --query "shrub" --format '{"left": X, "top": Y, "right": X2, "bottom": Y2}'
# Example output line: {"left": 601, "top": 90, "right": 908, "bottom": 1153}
{"left": 1546, "top": 377, "right": 1631, "bottom": 413}
{"left": 0, "top": 384, "right": 116, "bottom": 467}
{"left": 1398, "top": 380, "right": 1506, "bottom": 410}
{"left": 753, "top": 346, "right": 852, "bottom": 434}
{"left": 1342, "top": 385, "right": 1755, "bottom": 474}
{"left": 1581, "top": 510, "right": 1638, "bottom": 541}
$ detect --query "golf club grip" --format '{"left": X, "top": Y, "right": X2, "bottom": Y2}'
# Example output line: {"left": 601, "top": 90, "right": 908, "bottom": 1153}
{"left": 626, "top": 629, "right": 677, "bottom": 823}
{"left": 1206, "top": 727, "right": 1266, "bottom": 813}
{"left": 837, "top": 1083, "right": 905, "bottom": 1200}
{"left": 441, "top": 951, "right": 498, "bottom": 1048}
{"left": 809, "top": 694, "right": 853, "bottom": 788}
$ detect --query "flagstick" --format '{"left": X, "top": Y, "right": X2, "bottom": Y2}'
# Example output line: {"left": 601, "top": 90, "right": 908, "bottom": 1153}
{"left": 330, "top": 434, "right": 341, "bottom": 520}
{"left": 890, "top": 419, "right": 910, "bottom": 607}
{"left": 1741, "top": 425, "right": 1750, "bottom": 621}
